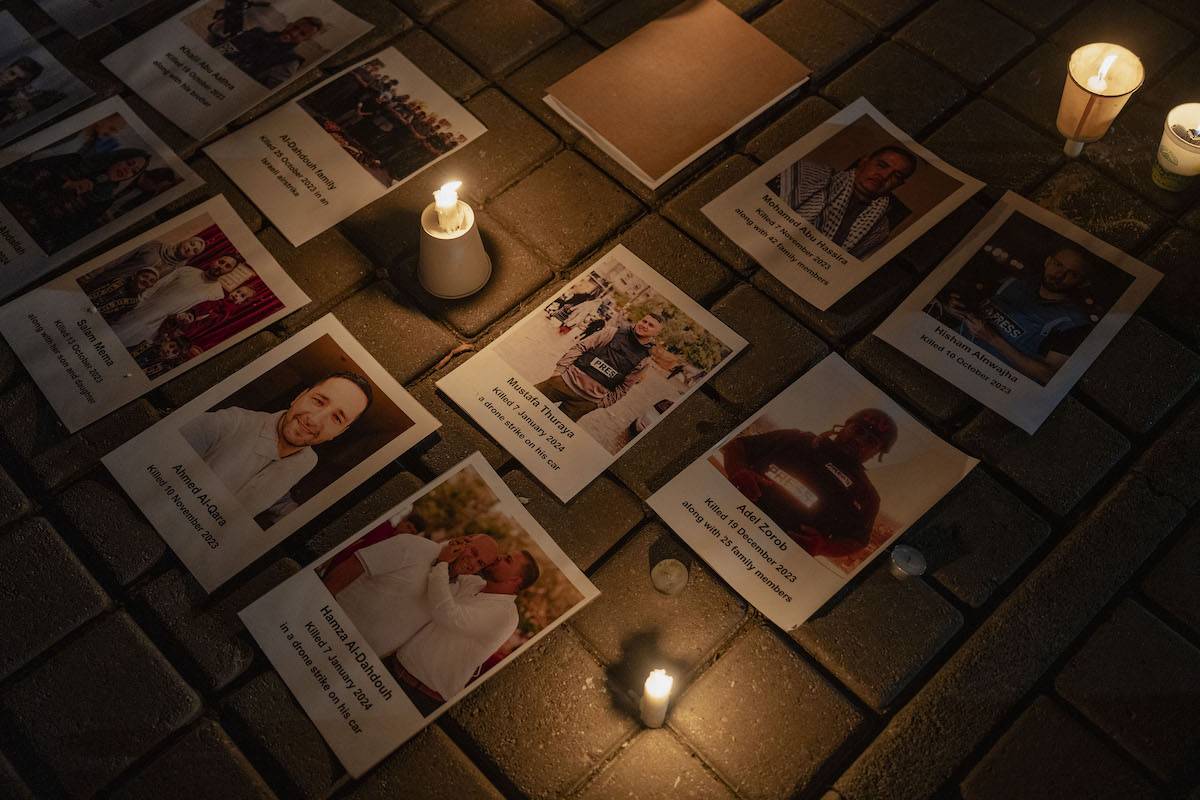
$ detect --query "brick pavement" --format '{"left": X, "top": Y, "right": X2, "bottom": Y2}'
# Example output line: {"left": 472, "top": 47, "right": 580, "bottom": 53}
{"left": 0, "top": 0, "right": 1197, "bottom": 798}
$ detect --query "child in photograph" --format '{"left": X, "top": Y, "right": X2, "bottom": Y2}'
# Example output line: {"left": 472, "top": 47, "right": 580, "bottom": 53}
{"left": 110, "top": 255, "right": 243, "bottom": 349}
{"left": 717, "top": 408, "right": 898, "bottom": 558}
{"left": 180, "top": 371, "right": 373, "bottom": 519}
{"left": 767, "top": 144, "right": 919, "bottom": 260}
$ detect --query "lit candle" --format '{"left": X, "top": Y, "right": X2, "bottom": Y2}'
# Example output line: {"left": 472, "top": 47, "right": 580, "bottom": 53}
{"left": 1056, "top": 43, "right": 1144, "bottom": 158}
{"left": 433, "top": 180, "right": 464, "bottom": 232}
{"left": 640, "top": 669, "right": 673, "bottom": 728}
{"left": 1152, "top": 103, "right": 1200, "bottom": 192}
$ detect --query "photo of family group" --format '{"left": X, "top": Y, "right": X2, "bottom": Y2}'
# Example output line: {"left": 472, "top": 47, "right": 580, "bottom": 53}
{"left": 493, "top": 257, "right": 735, "bottom": 455}
{"left": 180, "top": 332, "right": 415, "bottom": 529}
{"left": 316, "top": 461, "right": 586, "bottom": 714}
{"left": 922, "top": 209, "right": 1133, "bottom": 386}
{"left": 297, "top": 57, "right": 471, "bottom": 187}
{"left": 80, "top": 214, "right": 285, "bottom": 380}
{"left": 0, "top": 12, "right": 93, "bottom": 146}
{"left": 765, "top": 111, "right": 966, "bottom": 263}
{"left": 0, "top": 107, "right": 188, "bottom": 256}
{"left": 183, "top": 0, "right": 341, "bottom": 89}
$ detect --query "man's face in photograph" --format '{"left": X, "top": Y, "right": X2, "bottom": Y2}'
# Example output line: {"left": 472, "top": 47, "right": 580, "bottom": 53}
{"left": 834, "top": 411, "right": 894, "bottom": 462}
{"left": 280, "top": 376, "right": 369, "bottom": 448}
{"left": 205, "top": 255, "right": 240, "bottom": 279}
{"left": 0, "top": 62, "right": 34, "bottom": 90}
{"left": 441, "top": 534, "right": 499, "bottom": 578}
{"left": 481, "top": 551, "right": 533, "bottom": 590}
{"left": 633, "top": 314, "right": 663, "bottom": 339}
{"left": 852, "top": 150, "right": 914, "bottom": 200}
{"left": 1041, "top": 248, "right": 1089, "bottom": 293}
{"left": 279, "top": 19, "right": 320, "bottom": 44}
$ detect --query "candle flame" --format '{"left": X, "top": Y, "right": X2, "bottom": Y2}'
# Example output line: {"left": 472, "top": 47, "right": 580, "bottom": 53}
{"left": 433, "top": 180, "right": 462, "bottom": 210}
{"left": 1095, "top": 53, "right": 1118, "bottom": 82}
{"left": 645, "top": 669, "right": 673, "bottom": 699}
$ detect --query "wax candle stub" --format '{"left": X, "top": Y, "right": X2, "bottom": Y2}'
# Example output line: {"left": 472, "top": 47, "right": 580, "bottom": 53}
{"left": 889, "top": 544, "right": 926, "bottom": 579}
{"left": 650, "top": 558, "right": 688, "bottom": 595}
{"left": 433, "top": 180, "right": 464, "bottom": 232}
{"left": 640, "top": 669, "right": 673, "bottom": 728}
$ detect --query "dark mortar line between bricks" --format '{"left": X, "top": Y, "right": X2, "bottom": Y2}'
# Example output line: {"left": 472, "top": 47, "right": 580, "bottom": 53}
{"left": 428, "top": 712, "right": 527, "bottom": 800}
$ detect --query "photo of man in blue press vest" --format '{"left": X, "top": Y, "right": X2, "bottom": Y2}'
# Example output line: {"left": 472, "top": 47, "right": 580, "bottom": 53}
{"left": 533, "top": 312, "right": 665, "bottom": 421}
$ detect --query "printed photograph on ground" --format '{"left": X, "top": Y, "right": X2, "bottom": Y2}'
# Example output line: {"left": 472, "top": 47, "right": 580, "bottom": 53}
{"left": 0, "top": 12, "right": 94, "bottom": 146}
{"left": 297, "top": 56, "right": 470, "bottom": 187}
{"left": 315, "top": 461, "right": 586, "bottom": 715}
{"left": 493, "top": 256, "right": 734, "bottom": 456}
{"left": 80, "top": 214, "right": 285, "bottom": 380}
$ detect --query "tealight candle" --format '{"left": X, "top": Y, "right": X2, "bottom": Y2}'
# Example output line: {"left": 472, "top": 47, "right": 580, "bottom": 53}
{"left": 1152, "top": 103, "right": 1200, "bottom": 192}
{"left": 640, "top": 669, "right": 673, "bottom": 728}
{"left": 889, "top": 544, "right": 926, "bottom": 580}
{"left": 433, "top": 180, "right": 464, "bottom": 232}
{"left": 1056, "top": 43, "right": 1144, "bottom": 157}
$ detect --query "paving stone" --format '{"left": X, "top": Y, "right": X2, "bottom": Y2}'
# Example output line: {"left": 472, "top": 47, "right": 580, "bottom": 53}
{"left": 753, "top": 259, "right": 916, "bottom": 344}
{"left": 52, "top": 476, "right": 167, "bottom": 585}
{"left": 396, "top": 211, "right": 554, "bottom": 337}
{"left": 124, "top": 92, "right": 201, "bottom": 159}
{"left": 329, "top": 282, "right": 458, "bottom": 383}
{"left": 45, "top": 28, "right": 129, "bottom": 100}
{"left": 542, "top": 0, "right": 616, "bottom": 24}
{"left": 165, "top": 155, "right": 265, "bottom": 232}
{"left": 450, "top": 627, "right": 639, "bottom": 799}
{"left": 1134, "top": 391, "right": 1200, "bottom": 508}
{"left": 134, "top": 559, "right": 298, "bottom": 691}
{"left": 753, "top": 0, "right": 874, "bottom": 81}
{"left": 577, "top": 728, "right": 736, "bottom": 800}
{"left": 502, "top": 36, "right": 602, "bottom": 143}
{"left": 0, "top": 337, "right": 23, "bottom": 394}
{"left": 571, "top": 522, "right": 745, "bottom": 690}
{"left": 489, "top": 152, "right": 641, "bottom": 268}
{"left": 582, "top": 0, "right": 682, "bottom": 48}
{"left": 0, "top": 751, "right": 31, "bottom": 800}
{"left": 833, "top": 474, "right": 1186, "bottom": 800}
{"left": 836, "top": 0, "right": 924, "bottom": 28}
{"left": 0, "top": 466, "right": 29, "bottom": 527}
{"left": 1030, "top": 161, "right": 1165, "bottom": 254}
{"left": 262, "top": 227, "right": 374, "bottom": 334}
{"left": 923, "top": 99, "right": 1063, "bottom": 193}
{"left": 1085, "top": 100, "right": 1200, "bottom": 213}
{"left": 110, "top": 720, "right": 276, "bottom": 800}
{"left": 1142, "top": 520, "right": 1200, "bottom": 639}
{"left": 709, "top": 284, "right": 828, "bottom": 410}
{"left": 960, "top": 695, "right": 1160, "bottom": 800}
{"left": 6, "top": 0, "right": 54, "bottom": 33}
{"left": 825, "top": 42, "right": 968, "bottom": 136}
{"left": 1051, "top": 0, "right": 1195, "bottom": 80}
{"left": 611, "top": 390, "right": 741, "bottom": 498}
{"left": 1077, "top": 316, "right": 1200, "bottom": 435}
{"left": 0, "top": 612, "right": 200, "bottom": 798}
{"left": 221, "top": 671, "right": 343, "bottom": 799}
{"left": 1144, "top": 48, "right": 1200, "bottom": 111}
{"left": 0, "top": 518, "right": 109, "bottom": 681}
{"left": 904, "top": 468, "right": 1050, "bottom": 607}
{"left": 432, "top": 0, "right": 565, "bottom": 78}
{"left": 158, "top": 332, "right": 282, "bottom": 408}
{"left": 847, "top": 335, "right": 975, "bottom": 427}
{"left": 0, "top": 382, "right": 159, "bottom": 491}
{"left": 984, "top": 0, "right": 1083, "bottom": 32}
{"left": 322, "top": 0, "right": 413, "bottom": 72}
{"left": 394, "top": 0, "right": 458, "bottom": 23}
{"left": 503, "top": 468, "right": 643, "bottom": 570}
{"left": 743, "top": 96, "right": 840, "bottom": 163}
{"left": 340, "top": 725, "right": 503, "bottom": 799}
{"left": 672, "top": 622, "right": 864, "bottom": 799}
{"left": 985, "top": 41, "right": 1074, "bottom": 138}
{"left": 397, "top": 29, "right": 487, "bottom": 102}
{"left": 898, "top": 0, "right": 1034, "bottom": 89}
{"left": 954, "top": 397, "right": 1129, "bottom": 517}
{"left": 1056, "top": 599, "right": 1200, "bottom": 786}
{"left": 300, "top": 468, "right": 424, "bottom": 560}
{"left": 662, "top": 155, "right": 758, "bottom": 273}
{"left": 793, "top": 562, "right": 963, "bottom": 710}
{"left": 409, "top": 376, "right": 511, "bottom": 476}
{"left": 599, "top": 213, "right": 735, "bottom": 303}
{"left": 1142, "top": 228, "right": 1200, "bottom": 348}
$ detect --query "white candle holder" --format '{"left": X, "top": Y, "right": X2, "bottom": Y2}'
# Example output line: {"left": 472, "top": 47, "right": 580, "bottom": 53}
{"left": 417, "top": 189, "right": 492, "bottom": 300}
{"left": 1056, "top": 43, "right": 1144, "bottom": 157}
{"left": 1152, "top": 103, "right": 1200, "bottom": 192}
